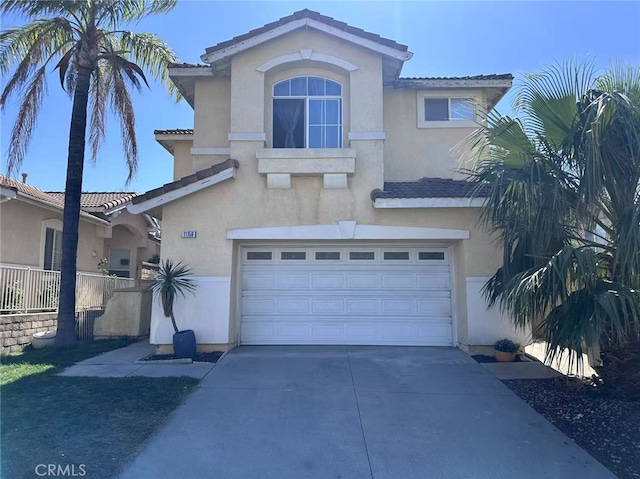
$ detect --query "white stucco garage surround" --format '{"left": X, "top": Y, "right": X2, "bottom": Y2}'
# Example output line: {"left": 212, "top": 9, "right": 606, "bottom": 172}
{"left": 149, "top": 221, "right": 530, "bottom": 350}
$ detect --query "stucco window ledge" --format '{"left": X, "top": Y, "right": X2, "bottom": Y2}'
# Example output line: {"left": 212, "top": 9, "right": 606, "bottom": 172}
{"left": 256, "top": 148, "right": 356, "bottom": 176}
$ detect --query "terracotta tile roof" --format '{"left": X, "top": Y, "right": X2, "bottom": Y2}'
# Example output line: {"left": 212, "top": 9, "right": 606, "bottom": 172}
{"left": 1, "top": 175, "right": 64, "bottom": 207}
{"left": 1, "top": 175, "right": 108, "bottom": 222}
{"left": 169, "top": 62, "right": 209, "bottom": 69}
{"left": 370, "top": 178, "right": 490, "bottom": 200}
{"left": 46, "top": 192, "right": 137, "bottom": 211}
{"left": 154, "top": 128, "right": 194, "bottom": 135}
{"left": 399, "top": 74, "right": 513, "bottom": 81}
{"left": 132, "top": 158, "right": 239, "bottom": 205}
{"left": 204, "top": 9, "right": 408, "bottom": 57}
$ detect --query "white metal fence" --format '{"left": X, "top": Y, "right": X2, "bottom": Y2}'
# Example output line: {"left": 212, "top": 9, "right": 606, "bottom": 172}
{"left": 0, "top": 264, "right": 134, "bottom": 314}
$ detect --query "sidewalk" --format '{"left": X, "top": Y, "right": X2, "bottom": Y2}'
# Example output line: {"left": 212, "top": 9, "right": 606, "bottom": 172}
{"left": 58, "top": 340, "right": 216, "bottom": 379}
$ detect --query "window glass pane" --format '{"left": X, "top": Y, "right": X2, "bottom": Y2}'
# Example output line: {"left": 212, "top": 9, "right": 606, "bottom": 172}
{"left": 325, "top": 126, "right": 340, "bottom": 148}
{"left": 290, "top": 77, "right": 307, "bottom": 96}
{"left": 450, "top": 98, "right": 474, "bottom": 120}
{"left": 309, "top": 126, "right": 323, "bottom": 148}
{"left": 273, "top": 80, "right": 289, "bottom": 97}
{"left": 325, "top": 100, "right": 340, "bottom": 124}
{"left": 424, "top": 98, "right": 449, "bottom": 121}
{"left": 419, "top": 252, "right": 445, "bottom": 260}
{"left": 273, "top": 99, "right": 305, "bottom": 148}
{"left": 44, "top": 228, "right": 54, "bottom": 270}
{"left": 315, "top": 252, "right": 340, "bottom": 260}
{"left": 281, "top": 252, "right": 306, "bottom": 260}
{"left": 247, "top": 252, "right": 272, "bottom": 260}
{"left": 384, "top": 252, "right": 410, "bottom": 260}
{"left": 309, "top": 100, "right": 324, "bottom": 125}
{"left": 326, "top": 79, "right": 341, "bottom": 95}
{"left": 350, "top": 252, "right": 374, "bottom": 260}
{"left": 308, "top": 77, "right": 325, "bottom": 96}
{"left": 52, "top": 229, "right": 62, "bottom": 271}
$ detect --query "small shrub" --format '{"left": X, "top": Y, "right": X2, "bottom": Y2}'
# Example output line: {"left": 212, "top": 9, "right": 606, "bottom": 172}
{"left": 494, "top": 338, "right": 520, "bottom": 353}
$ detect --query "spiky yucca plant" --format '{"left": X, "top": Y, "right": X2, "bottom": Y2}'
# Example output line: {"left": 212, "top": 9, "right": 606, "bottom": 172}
{"left": 149, "top": 260, "right": 197, "bottom": 334}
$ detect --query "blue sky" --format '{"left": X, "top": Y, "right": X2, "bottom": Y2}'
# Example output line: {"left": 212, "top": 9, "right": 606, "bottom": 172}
{"left": 1, "top": 0, "right": 639, "bottom": 193}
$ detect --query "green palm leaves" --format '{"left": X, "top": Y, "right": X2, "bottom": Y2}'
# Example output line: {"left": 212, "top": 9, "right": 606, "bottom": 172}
{"left": 464, "top": 61, "right": 640, "bottom": 385}
{"left": 0, "top": 0, "right": 179, "bottom": 180}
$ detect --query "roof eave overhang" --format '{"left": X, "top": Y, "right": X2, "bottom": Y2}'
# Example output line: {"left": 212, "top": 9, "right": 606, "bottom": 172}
{"left": 201, "top": 18, "right": 413, "bottom": 65}
{"left": 373, "top": 197, "right": 486, "bottom": 208}
{"left": 127, "top": 166, "right": 237, "bottom": 215}
{"left": 154, "top": 133, "right": 194, "bottom": 154}
{"left": 169, "top": 66, "right": 215, "bottom": 108}
{"left": 395, "top": 79, "right": 513, "bottom": 89}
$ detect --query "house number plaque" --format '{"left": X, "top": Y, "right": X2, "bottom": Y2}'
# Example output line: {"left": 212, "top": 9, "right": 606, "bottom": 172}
{"left": 181, "top": 231, "right": 197, "bottom": 238}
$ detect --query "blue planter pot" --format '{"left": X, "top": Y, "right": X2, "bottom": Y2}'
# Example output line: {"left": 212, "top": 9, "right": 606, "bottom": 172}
{"left": 173, "top": 330, "right": 196, "bottom": 359}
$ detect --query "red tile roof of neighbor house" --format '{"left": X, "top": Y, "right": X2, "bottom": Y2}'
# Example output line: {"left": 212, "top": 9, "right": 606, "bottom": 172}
{"left": 370, "top": 178, "right": 490, "bottom": 200}
{"left": 0, "top": 175, "right": 109, "bottom": 221}
{"left": 203, "top": 9, "right": 409, "bottom": 57}
{"left": 131, "top": 158, "right": 239, "bottom": 205}
{"left": 46, "top": 192, "right": 138, "bottom": 211}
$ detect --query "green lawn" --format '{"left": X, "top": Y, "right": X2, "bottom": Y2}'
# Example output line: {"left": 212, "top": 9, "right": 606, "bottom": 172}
{"left": 1, "top": 340, "right": 199, "bottom": 479}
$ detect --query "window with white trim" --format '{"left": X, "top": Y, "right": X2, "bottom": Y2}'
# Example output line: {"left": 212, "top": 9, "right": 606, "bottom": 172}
{"left": 424, "top": 97, "right": 475, "bottom": 121}
{"left": 272, "top": 76, "right": 342, "bottom": 148}
{"left": 43, "top": 227, "right": 63, "bottom": 271}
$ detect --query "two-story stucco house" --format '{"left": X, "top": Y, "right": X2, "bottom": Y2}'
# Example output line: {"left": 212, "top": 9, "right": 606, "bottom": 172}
{"left": 128, "top": 9, "right": 528, "bottom": 353}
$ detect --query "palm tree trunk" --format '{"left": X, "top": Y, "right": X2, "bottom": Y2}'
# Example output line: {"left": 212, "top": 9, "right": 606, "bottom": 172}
{"left": 55, "top": 65, "right": 91, "bottom": 347}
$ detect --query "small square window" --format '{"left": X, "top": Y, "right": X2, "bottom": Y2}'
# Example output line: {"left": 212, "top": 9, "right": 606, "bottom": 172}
{"left": 424, "top": 98, "right": 449, "bottom": 121}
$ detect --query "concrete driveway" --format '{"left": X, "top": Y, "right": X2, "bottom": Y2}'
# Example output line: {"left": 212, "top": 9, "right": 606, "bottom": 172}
{"left": 119, "top": 346, "right": 614, "bottom": 479}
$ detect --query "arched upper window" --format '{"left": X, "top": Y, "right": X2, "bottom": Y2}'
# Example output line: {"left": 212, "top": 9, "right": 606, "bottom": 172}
{"left": 272, "top": 76, "right": 342, "bottom": 149}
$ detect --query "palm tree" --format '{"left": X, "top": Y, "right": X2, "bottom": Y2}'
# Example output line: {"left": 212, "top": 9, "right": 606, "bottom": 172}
{"left": 0, "top": 0, "right": 178, "bottom": 346}
{"left": 464, "top": 61, "right": 640, "bottom": 398}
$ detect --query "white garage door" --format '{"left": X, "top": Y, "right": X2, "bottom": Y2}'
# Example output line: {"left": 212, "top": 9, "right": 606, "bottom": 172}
{"left": 240, "top": 245, "right": 453, "bottom": 346}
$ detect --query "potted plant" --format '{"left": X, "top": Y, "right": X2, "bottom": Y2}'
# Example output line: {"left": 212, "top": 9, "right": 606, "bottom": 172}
{"left": 494, "top": 338, "right": 520, "bottom": 362}
{"left": 150, "top": 260, "right": 198, "bottom": 359}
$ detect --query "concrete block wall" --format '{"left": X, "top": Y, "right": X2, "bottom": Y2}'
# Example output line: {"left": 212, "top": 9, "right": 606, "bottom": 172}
{"left": 0, "top": 313, "right": 57, "bottom": 354}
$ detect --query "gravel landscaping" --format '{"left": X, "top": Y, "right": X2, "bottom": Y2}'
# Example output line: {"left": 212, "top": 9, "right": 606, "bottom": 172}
{"left": 504, "top": 378, "right": 640, "bottom": 479}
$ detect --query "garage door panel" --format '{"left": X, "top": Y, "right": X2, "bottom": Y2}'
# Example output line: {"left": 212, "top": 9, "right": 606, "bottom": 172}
{"left": 311, "top": 273, "right": 345, "bottom": 289}
{"left": 346, "top": 273, "right": 380, "bottom": 288}
{"left": 241, "top": 245, "right": 454, "bottom": 346}
{"left": 277, "top": 274, "right": 310, "bottom": 289}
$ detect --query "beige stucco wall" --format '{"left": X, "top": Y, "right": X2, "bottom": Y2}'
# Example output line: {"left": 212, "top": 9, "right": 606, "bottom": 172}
{"left": 0, "top": 200, "right": 105, "bottom": 272}
{"left": 172, "top": 141, "right": 193, "bottom": 180}
{"left": 383, "top": 88, "right": 485, "bottom": 181}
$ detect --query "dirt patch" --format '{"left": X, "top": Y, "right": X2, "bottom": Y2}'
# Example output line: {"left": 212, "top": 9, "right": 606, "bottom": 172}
{"left": 503, "top": 378, "right": 640, "bottom": 479}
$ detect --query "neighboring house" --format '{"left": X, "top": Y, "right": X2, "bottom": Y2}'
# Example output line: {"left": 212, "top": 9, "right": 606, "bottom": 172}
{"left": 0, "top": 174, "right": 160, "bottom": 279}
{"left": 128, "top": 9, "right": 527, "bottom": 352}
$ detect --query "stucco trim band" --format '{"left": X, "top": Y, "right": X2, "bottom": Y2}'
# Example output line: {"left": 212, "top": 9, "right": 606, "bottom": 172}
{"left": 373, "top": 197, "right": 485, "bottom": 208}
{"left": 256, "top": 50, "right": 359, "bottom": 73}
{"left": 228, "top": 133, "right": 267, "bottom": 142}
{"left": 128, "top": 167, "right": 236, "bottom": 214}
{"left": 227, "top": 221, "right": 469, "bottom": 240}
{"left": 348, "top": 131, "right": 386, "bottom": 141}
